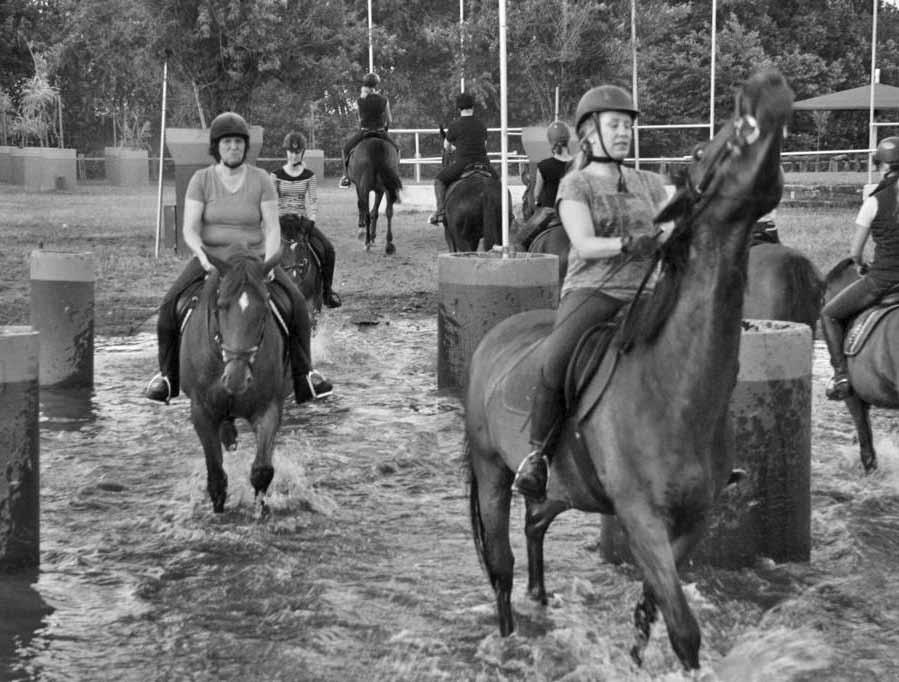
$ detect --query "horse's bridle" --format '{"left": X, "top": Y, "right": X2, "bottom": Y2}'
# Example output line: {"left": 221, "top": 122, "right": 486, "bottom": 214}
{"left": 211, "top": 282, "right": 268, "bottom": 368}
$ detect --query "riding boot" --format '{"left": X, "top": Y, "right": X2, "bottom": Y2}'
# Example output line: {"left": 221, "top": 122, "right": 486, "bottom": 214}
{"left": 821, "top": 314, "right": 851, "bottom": 400}
{"left": 512, "top": 376, "right": 565, "bottom": 502}
{"left": 321, "top": 250, "right": 342, "bottom": 308}
{"left": 146, "top": 325, "right": 180, "bottom": 403}
{"left": 338, "top": 155, "right": 351, "bottom": 188}
{"left": 429, "top": 180, "right": 447, "bottom": 225}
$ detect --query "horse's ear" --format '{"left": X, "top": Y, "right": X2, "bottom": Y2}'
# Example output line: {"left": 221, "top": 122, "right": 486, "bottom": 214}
{"left": 654, "top": 188, "right": 690, "bottom": 224}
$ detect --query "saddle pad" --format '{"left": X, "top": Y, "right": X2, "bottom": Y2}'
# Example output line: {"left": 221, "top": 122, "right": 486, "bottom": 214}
{"left": 845, "top": 303, "right": 899, "bottom": 356}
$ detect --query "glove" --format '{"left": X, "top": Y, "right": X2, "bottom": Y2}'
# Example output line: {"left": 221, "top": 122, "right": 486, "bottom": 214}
{"left": 622, "top": 233, "right": 659, "bottom": 259}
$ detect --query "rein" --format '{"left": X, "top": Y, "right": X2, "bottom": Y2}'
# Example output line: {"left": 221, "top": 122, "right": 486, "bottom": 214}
{"left": 208, "top": 275, "right": 269, "bottom": 368}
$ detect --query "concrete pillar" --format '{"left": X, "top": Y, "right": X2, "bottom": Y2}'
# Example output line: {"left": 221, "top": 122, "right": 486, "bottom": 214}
{"left": 29, "top": 250, "right": 95, "bottom": 388}
{"left": 437, "top": 252, "right": 559, "bottom": 394}
{"left": 599, "top": 319, "right": 812, "bottom": 568}
{"left": 0, "top": 327, "right": 40, "bottom": 570}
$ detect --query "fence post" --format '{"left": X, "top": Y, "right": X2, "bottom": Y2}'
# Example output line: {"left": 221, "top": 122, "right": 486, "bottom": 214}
{"left": 414, "top": 132, "right": 421, "bottom": 183}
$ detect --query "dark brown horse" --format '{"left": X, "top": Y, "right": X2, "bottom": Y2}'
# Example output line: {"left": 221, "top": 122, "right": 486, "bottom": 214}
{"left": 439, "top": 127, "right": 506, "bottom": 252}
{"left": 347, "top": 136, "right": 402, "bottom": 254}
{"left": 823, "top": 258, "right": 898, "bottom": 473}
{"left": 279, "top": 214, "right": 323, "bottom": 320}
{"left": 465, "top": 69, "right": 792, "bottom": 670}
{"left": 180, "top": 248, "right": 288, "bottom": 515}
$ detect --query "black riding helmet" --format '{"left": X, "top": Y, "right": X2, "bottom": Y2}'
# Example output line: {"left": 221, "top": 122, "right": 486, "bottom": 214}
{"left": 362, "top": 72, "right": 380, "bottom": 88}
{"left": 874, "top": 137, "right": 899, "bottom": 167}
{"left": 456, "top": 92, "right": 475, "bottom": 110}
{"left": 208, "top": 112, "right": 250, "bottom": 161}
{"left": 573, "top": 85, "right": 638, "bottom": 191}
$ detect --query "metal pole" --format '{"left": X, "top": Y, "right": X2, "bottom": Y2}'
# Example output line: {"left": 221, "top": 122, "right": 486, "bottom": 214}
{"left": 709, "top": 0, "right": 717, "bottom": 140}
{"left": 554, "top": 86, "right": 559, "bottom": 121}
{"left": 460, "top": 0, "right": 465, "bottom": 93}
{"left": 368, "top": 0, "right": 374, "bottom": 73}
{"left": 499, "top": 0, "right": 509, "bottom": 254}
{"left": 154, "top": 60, "right": 169, "bottom": 259}
{"left": 631, "top": 0, "right": 639, "bottom": 168}
{"left": 868, "top": 0, "right": 879, "bottom": 183}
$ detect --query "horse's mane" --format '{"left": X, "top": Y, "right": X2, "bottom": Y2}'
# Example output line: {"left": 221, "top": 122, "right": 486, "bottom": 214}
{"left": 217, "top": 252, "right": 268, "bottom": 307}
{"left": 618, "top": 176, "right": 696, "bottom": 348}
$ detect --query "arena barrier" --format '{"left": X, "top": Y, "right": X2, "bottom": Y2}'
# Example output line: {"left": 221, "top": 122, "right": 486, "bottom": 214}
{"left": 30, "top": 250, "right": 95, "bottom": 388}
{"left": 599, "top": 319, "right": 813, "bottom": 568}
{"left": 0, "top": 326, "right": 40, "bottom": 570}
{"left": 437, "top": 251, "right": 559, "bottom": 393}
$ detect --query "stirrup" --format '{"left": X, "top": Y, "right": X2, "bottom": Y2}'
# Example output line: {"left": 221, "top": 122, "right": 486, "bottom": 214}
{"left": 145, "top": 373, "right": 172, "bottom": 404}
{"left": 307, "top": 370, "right": 333, "bottom": 399}
{"left": 825, "top": 374, "right": 851, "bottom": 400}
{"left": 428, "top": 212, "right": 444, "bottom": 226}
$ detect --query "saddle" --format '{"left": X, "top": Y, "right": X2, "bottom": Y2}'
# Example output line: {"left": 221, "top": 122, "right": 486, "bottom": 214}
{"left": 516, "top": 206, "right": 562, "bottom": 250}
{"left": 446, "top": 162, "right": 497, "bottom": 203}
{"left": 845, "top": 290, "right": 899, "bottom": 356}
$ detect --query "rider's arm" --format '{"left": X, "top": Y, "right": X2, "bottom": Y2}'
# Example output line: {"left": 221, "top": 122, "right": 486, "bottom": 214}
{"left": 307, "top": 174, "right": 318, "bottom": 222}
{"left": 182, "top": 198, "right": 213, "bottom": 271}
{"left": 384, "top": 100, "right": 392, "bottom": 130}
{"left": 850, "top": 194, "right": 877, "bottom": 265}
{"left": 533, "top": 169, "right": 545, "bottom": 206}
{"left": 261, "top": 199, "right": 282, "bottom": 262}
{"left": 558, "top": 198, "right": 626, "bottom": 259}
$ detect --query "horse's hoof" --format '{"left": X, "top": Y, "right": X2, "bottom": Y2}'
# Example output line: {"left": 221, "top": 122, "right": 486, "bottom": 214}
{"left": 357, "top": 229, "right": 366, "bottom": 241}
{"left": 212, "top": 498, "right": 225, "bottom": 513}
{"left": 630, "top": 645, "right": 643, "bottom": 667}
{"left": 863, "top": 455, "right": 878, "bottom": 474}
{"left": 255, "top": 499, "right": 271, "bottom": 521}
{"left": 386, "top": 243, "right": 395, "bottom": 256}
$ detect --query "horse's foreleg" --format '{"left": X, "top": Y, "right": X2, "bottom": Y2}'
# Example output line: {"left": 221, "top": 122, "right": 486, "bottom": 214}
{"left": 469, "top": 449, "right": 515, "bottom": 636}
{"left": 250, "top": 401, "right": 282, "bottom": 520}
{"left": 619, "top": 507, "right": 701, "bottom": 670}
{"left": 191, "top": 402, "right": 228, "bottom": 513}
{"left": 632, "top": 582, "right": 659, "bottom": 665}
{"left": 524, "top": 500, "right": 566, "bottom": 604}
{"left": 384, "top": 197, "right": 395, "bottom": 255}
{"left": 845, "top": 394, "right": 877, "bottom": 473}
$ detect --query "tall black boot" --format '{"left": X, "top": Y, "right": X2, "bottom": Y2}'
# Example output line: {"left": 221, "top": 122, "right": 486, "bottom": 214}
{"left": 429, "top": 180, "right": 447, "bottom": 225}
{"left": 512, "top": 377, "right": 564, "bottom": 502}
{"left": 821, "top": 314, "right": 851, "bottom": 400}
{"left": 321, "top": 249, "right": 341, "bottom": 308}
{"left": 146, "top": 312, "right": 180, "bottom": 403}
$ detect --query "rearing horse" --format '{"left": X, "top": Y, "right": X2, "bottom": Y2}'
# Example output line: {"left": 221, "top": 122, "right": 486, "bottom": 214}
{"left": 465, "top": 69, "right": 792, "bottom": 671}
{"left": 347, "top": 136, "right": 403, "bottom": 254}
{"left": 180, "top": 248, "right": 289, "bottom": 516}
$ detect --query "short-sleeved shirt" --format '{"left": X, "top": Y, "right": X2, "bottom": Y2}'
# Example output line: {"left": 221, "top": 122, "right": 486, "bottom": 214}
{"left": 536, "top": 157, "right": 569, "bottom": 207}
{"left": 271, "top": 166, "right": 317, "bottom": 221}
{"left": 446, "top": 116, "right": 489, "bottom": 163}
{"left": 186, "top": 164, "right": 276, "bottom": 260}
{"left": 558, "top": 166, "right": 669, "bottom": 299}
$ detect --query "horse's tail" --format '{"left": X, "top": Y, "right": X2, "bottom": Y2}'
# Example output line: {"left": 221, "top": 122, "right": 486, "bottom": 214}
{"left": 783, "top": 251, "right": 825, "bottom": 328}
{"left": 481, "top": 182, "right": 503, "bottom": 251}
{"left": 379, "top": 161, "right": 403, "bottom": 205}
{"left": 466, "top": 435, "right": 490, "bottom": 576}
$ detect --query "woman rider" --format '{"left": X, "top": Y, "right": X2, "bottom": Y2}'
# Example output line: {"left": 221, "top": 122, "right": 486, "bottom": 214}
{"left": 272, "top": 130, "right": 342, "bottom": 308}
{"left": 512, "top": 85, "right": 672, "bottom": 502}
{"left": 821, "top": 136, "right": 899, "bottom": 400}
{"left": 533, "top": 120, "right": 573, "bottom": 209}
{"left": 145, "top": 112, "right": 332, "bottom": 405}
{"left": 338, "top": 72, "right": 394, "bottom": 188}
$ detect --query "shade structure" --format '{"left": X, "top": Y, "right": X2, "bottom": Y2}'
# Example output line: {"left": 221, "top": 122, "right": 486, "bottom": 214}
{"left": 793, "top": 83, "right": 899, "bottom": 111}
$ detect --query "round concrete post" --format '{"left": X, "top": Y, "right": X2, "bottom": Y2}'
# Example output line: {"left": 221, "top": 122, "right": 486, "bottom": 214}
{"left": 29, "top": 250, "right": 95, "bottom": 388}
{"left": 437, "top": 252, "right": 559, "bottom": 394}
{"left": 599, "top": 319, "right": 812, "bottom": 569}
{"left": 0, "top": 327, "right": 40, "bottom": 570}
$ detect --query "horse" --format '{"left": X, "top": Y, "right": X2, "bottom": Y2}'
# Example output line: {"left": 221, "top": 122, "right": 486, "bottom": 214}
{"left": 180, "top": 247, "right": 289, "bottom": 516}
{"left": 464, "top": 69, "right": 792, "bottom": 671}
{"left": 279, "top": 214, "right": 323, "bottom": 319}
{"left": 523, "top": 200, "right": 822, "bottom": 331}
{"left": 346, "top": 135, "right": 403, "bottom": 254}
{"left": 822, "top": 257, "right": 899, "bottom": 473}
{"left": 439, "top": 127, "right": 506, "bottom": 252}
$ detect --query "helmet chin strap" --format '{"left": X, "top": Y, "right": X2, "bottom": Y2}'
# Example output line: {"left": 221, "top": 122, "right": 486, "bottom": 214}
{"left": 583, "top": 112, "right": 628, "bottom": 193}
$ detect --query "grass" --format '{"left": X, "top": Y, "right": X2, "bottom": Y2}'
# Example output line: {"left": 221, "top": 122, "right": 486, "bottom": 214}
{"left": 0, "top": 180, "right": 860, "bottom": 335}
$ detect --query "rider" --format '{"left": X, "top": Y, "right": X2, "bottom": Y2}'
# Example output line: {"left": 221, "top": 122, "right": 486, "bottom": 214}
{"left": 271, "top": 131, "right": 342, "bottom": 308}
{"left": 338, "top": 72, "right": 394, "bottom": 189}
{"left": 533, "top": 120, "right": 573, "bottom": 209}
{"left": 144, "top": 112, "right": 332, "bottom": 405}
{"left": 821, "top": 136, "right": 899, "bottom": 400}
{"left": 511, "top": 84, "right": 672, "bottom": 502}
{"left": 428, "top": 92, "right": 496, "bottom": 225}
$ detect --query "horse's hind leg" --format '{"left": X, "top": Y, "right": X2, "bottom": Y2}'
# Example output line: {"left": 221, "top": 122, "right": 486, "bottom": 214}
{"left": 369, "top": 191, "right": 382, "bottom": 250}
{"left": 384, "top": 196, "right": 395, "bottom": 255}
{"left": 356, "top": 190, "right": 369, "bottom": 244}
{"left": 845, "top": 395, "right": 877, "bottom": 472}
{"left": 524, "top": 499, "right": 566, "bottom": 604}
{"left": 250, "top": 402, "right": 281, "bottom": 519}
{"left": 619, "top": 508, "right": 701, "bottom": 670}
{"left": 469, "top": 448, "right": 515, "bottom": 636}
{"left": 191, "top": 403, "right": 228, "bottom": 513}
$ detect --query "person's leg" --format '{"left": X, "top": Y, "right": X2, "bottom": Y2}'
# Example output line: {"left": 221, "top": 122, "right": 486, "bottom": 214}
{"left": 271, "top": 267, "right": 332, "bottom": 402}
{"left": 429, "top": 164, "right": 458, "bottom": 225}
{"left": 821, "top": 276, "right": 883, "bottom": 399}
{"left": 513, "top": 290, "right": 625, "bottom": 500}
{"left": 309, "top": 227, "right": 341, "bottom": 307}
{"left": 146, "top": 258, "right": 206, "bottom": 402}
{"left": 340, "top": 133, "right": 363, "bottom": 187}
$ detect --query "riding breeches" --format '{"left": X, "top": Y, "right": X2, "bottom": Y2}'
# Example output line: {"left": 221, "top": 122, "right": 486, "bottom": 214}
{"left": 436, "top": 158, "right": 495, "bottom": 185}
{"left": 529, "top": 289, "right": 626, "bottom": 448}
{"left": 821, "top": 275, "right": 891, "bottom": 370}
{"left": 156, "top": 257, "right": 207, "bottom": 397}
{"left": 307, "top": 226, "right": 336, "bottom": 290}
{"left": 269, "top": 267, "right": 314, "bottom": 378}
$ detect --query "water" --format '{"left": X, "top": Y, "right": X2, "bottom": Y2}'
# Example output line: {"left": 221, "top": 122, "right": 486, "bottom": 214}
{"left": 3, "top": 317, "right": 899, "bottom": 681}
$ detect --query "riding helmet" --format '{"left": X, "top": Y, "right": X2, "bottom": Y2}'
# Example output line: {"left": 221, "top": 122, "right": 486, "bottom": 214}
{"left": 546, "top": 121, "right": 570, "bottom": 146}
{"left": 283, "top": 131, "right": 307, "bottom": 152}
{"left": 574, "top": 85, "right": 638, "bottom": 135}
{"left": 208, "top": 112, "right": 250, "bottom": 158}
{"left": 362, "top": 72, "right": 380, "bottom": 88}
{"left": 456, "top": 92, "right": 475, "bottom": 110}
{"left": 874, "top": 137, "right": 899, "bottom": 166}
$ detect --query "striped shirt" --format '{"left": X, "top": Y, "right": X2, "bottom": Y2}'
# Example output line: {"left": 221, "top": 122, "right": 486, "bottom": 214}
{"left": 271, "top": 166, "right": 318, "bottom": 221}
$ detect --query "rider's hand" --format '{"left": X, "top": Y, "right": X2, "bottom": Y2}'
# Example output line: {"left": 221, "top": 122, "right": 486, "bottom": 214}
{"left": 199, "top": 256, "right": 217, "bottom": 274}
{"left": 622, "top": 234, "right": 659, "bottom": 259}
{"left": 856, "top": 262, "right": 869, "bottom": 276}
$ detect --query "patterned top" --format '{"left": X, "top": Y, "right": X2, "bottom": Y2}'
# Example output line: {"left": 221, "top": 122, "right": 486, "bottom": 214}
{"left": 271, "top": 166, "right": 318, "bottom": 221}
{"left": 185, "top": 164, "right": 276, "bottom": 259}
{"left": 557, "top": 166, "right": 669, "bottom": 299}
